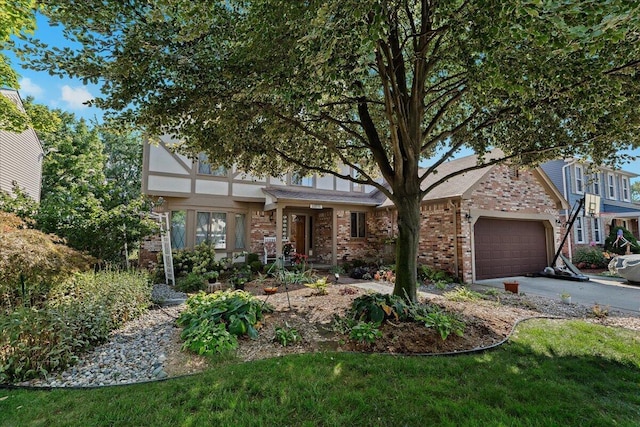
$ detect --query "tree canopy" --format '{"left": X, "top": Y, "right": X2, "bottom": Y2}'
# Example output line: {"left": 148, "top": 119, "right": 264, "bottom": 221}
{"left": 21, "top": 0, "right": 640, "bottom": 300}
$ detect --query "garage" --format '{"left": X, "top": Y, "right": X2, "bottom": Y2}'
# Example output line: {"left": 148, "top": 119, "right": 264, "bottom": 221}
{"left": 474, "top": 218, "right": 549, "bottom": 280}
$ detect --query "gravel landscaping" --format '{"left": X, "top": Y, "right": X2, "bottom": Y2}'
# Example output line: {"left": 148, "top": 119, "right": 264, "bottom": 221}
{"left": 13, "top": 282, "right": 640, "bottom": 388}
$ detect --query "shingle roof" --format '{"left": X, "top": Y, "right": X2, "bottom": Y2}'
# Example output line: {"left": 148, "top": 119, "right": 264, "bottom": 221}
{"left": 379, "top": 150, "right": 503, "bottom": 207}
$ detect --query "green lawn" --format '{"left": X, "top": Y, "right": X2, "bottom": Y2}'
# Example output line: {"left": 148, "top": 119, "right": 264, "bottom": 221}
{"left": 1, "top": 319, "right": 639, "bottom": 426}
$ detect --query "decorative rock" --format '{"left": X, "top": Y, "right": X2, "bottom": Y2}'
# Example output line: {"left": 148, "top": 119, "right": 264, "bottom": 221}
{"left": 15, "top": 287, "right": 186, "bottom": 388}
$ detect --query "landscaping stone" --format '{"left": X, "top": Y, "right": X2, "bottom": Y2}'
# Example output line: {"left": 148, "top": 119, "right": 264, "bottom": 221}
{"left": 18, "top": 289, "right": 185, "bottom": 388}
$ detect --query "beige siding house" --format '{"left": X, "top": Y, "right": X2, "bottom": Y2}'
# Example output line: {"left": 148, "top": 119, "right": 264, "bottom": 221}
{"left": 0, "top": 89, "right": 44, "bottom": 202}
{"left": 141, "top": 140, "right": 568, "bottom": 283}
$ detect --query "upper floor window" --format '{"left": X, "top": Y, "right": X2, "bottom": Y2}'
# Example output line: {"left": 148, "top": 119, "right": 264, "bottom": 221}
{"left": 197, "top": 153, "right": 227, "bottom": 177}
{"left": 622, "top": 177, "right": 630, "bottom": 202}
{"left": 607, "top": 173, "right": 616, "bottom": 200}
{"left": 575, "top": 216, "right": 584, "bottom": 243}
{"left": 574, "top": 165, "right": 584, "bottom": 194}
{"left": 591, "top": 173, "right": 600, "bottom": 195}
{"left": 351, "top": 168, "right": 363, "bottom": 192}
{"left": 291, "top": 172, "right": 313, "bottom": 187}
{"left": 350, "top": 212, "right": 366, "bottom": 238}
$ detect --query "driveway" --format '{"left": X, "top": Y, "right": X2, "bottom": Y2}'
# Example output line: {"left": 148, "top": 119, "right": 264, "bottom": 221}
{"left": 472, "top": 275, "right": 640, "bottom": 315}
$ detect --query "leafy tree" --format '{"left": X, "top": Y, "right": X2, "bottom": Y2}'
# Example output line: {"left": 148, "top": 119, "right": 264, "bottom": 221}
{"left": 22, "top": 1, "right": 640, "bottom": 301}
{"left": 33, "top": 110, "right": 155, "bottom": 264}
{"left": 0, "top": 0, "right": 38, "bottom": 131}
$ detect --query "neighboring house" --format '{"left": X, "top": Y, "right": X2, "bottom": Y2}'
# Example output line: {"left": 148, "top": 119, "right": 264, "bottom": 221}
{"left": 540, "top": 159, "right": 640, "bottom": 256}
{"left": 0, "top": 89, "right": 44, "bottom": 202}
{"left": 141, "top": 139, "right": 567, "bottom": 283}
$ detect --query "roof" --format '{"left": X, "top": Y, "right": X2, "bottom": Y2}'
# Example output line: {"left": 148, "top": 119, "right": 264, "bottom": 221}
{"left": 379, "top": 150, "right": 503, "bottom": 207}
{"left": 262, "top": 186, "right": 383, "bottom": 207}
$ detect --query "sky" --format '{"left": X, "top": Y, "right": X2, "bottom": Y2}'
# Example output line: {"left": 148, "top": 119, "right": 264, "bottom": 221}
{"left": 5, "top": 13, "right": 640, "bottom": 182}
{"left": 7, "top": 14, "right": 103, "bottom": 123}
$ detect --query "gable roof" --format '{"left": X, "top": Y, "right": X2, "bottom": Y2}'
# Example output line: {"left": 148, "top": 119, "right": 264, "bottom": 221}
{"left": 379, "top": 150, "right": 568, "bottom": 209}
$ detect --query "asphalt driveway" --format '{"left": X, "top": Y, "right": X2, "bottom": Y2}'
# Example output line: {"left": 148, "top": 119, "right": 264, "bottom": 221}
{"left": 472, "top": 275, "right": 640, "bottom": 315}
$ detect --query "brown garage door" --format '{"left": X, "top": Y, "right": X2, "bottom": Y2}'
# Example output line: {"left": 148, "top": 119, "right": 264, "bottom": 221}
{"left": 474, "top": 218, "right": 548, "bottom": 280}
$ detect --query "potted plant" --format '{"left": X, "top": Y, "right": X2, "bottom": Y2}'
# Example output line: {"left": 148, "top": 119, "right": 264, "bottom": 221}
{"left": 503, "top": 280, "right": 519, "bottom": 294}
{"left": 561, "top": 292, "right": 572, "bottom": 304}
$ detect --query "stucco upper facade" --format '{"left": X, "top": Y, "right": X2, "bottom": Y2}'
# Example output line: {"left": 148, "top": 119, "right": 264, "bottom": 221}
{"left": 0, "top": 89, "right": 43, "bottom": 202}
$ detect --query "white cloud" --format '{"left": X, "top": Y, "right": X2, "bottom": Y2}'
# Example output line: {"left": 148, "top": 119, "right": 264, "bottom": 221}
{"left": 18, "top": 77, "right": 44, "bottom": 98}
{"left": 60, "top": 85, "right": 94, "bottom": 109}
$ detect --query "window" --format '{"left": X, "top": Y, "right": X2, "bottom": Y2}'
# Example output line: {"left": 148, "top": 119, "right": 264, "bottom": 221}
{"left": 234, "top": 213, "right": 246, "bottom": 249}
{"left": 350, "top": 212, "right": 366, "bottom": 238}
{"left": 170, "top": 210, "right": 186, "bottom": 249}
{"left": 593, "top": 218, "right": 601, "bottom": 243}
{"left": 574, "top": 165, "right": 584, "bottom": 194}
{"left": 607, "top": 173, "right": 616, "bottom": 199}
{"left": 351, "top": 167, "right": 363, "bottom": 192}
{"left": 196, "top": 212, "right": 227, "bottom": 248}
{"left": 591, "top": 173, "right": 600, "bottom": 195}
{"left": 197, "top": 153, "right": 227, "bottom": 176}
{"left": 291, "top": 172, "right": 313, "bottom": 187}
{"left": 622, "top": 177, "right": 630, "bottom": 201}
{"left": 575, "top": 217, "right": 584, "bottom": 243}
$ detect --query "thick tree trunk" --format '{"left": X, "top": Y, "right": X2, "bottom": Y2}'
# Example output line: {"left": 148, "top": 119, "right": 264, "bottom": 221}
{"left": 392, "top": 194, "right": 421, "bottom": 303}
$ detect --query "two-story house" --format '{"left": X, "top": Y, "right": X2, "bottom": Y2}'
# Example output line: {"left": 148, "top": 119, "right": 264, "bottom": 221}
{"left": 141, "top": 139, "right": 568, "bottom": 283}
{"left": 0, "top": 89, "right": 43, "bottom": 202}
{"left": 541, "top": 159, "right": 640, "bottom": 257}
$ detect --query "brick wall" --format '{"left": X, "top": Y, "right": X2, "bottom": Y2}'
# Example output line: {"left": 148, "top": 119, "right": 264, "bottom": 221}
{"left": 314, "top": 210, "right": 333, "bottom": 263}
{"left": 139, "top": 234, "right": 162, "bottom": 270}
{"left": 249, "top": 210, "right": 277, "bottom": 256}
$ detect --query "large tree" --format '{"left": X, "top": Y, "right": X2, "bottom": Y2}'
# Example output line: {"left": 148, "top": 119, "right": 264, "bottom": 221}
{"left": 22, "top": 1, "right": 640, "bottom": 301}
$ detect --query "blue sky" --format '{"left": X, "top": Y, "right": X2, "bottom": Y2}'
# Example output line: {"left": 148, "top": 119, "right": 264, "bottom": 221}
{"left": 7, "top": 14, "right": 103, "bottom": 123}
{"left": 6, "top": 14, "right": 640, "bottom": 181}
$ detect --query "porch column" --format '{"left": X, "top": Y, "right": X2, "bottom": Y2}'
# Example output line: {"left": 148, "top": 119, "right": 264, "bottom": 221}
{"left": 275, "top": 206, "right": 283, "bottom": 256}
{"left": 332, "top": 208, "right": 338, "bottom": 265}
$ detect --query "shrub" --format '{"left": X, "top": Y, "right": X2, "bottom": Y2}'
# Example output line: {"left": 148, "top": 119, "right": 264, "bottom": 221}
{"left": 348, "top": 293, "right": 410, "bottom": 324}
{"left": 177, "top": 290, "right": 270, "bottom": 357}
{"left": 0, "top": 269, "right": 151, "bottom": 382}
{"left": 155, "top": 242, "right": 227, "bottom": 282}
{"left": 443, "top": 286, "right": 483, "bottom": 302}
{"left": 175, "top": 272, "right": 207, "bottom": 293}
{"left": 572, "top": 247, "right": 609, "bottom": 269}
{"left": 418, "top": 265, "right": 455, "bottom": 286}
{"left": 604, "top": 227, "right": 640, "bottom": 255}
{"left": 0, "top": 213, "right": 95, "bottom": 313}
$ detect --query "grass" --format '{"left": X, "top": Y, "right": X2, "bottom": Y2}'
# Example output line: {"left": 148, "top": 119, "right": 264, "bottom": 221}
{"left": 1, "top": 319, "right": 639, "bottom": 426}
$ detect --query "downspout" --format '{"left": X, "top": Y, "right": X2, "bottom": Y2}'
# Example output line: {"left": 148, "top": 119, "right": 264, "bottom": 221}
{"left": 561, "top": 160, "right": 578, "bottom": 262}
{"left": 448, "top": 199, "right": 459, "bottom": 281}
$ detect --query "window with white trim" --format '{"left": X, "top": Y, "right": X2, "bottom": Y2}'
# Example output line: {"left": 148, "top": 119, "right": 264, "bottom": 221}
{"left": 591, "top": 173, "right": 600, "bottom": 195}
{"left": 574, "top": 165, "right": 584, "bottom": 194}
{"left": 593, "top": 218, "right": 601, "bottom": 243}
{"left": 622, "top": 177, "right": 630, "bottom": 201}
{"left": 575, "top": 216, "right": 585, "bottom": 243}
{"left": 350, "top": 212, "right": 366, "bottom": 238}
{"left": 607, "top": 173, "right": 616, "bottom": 199}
